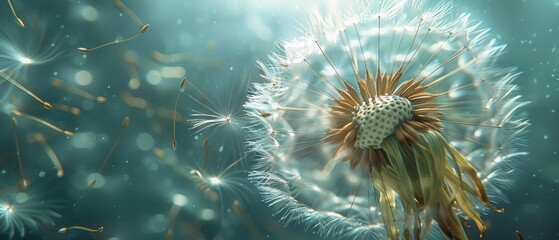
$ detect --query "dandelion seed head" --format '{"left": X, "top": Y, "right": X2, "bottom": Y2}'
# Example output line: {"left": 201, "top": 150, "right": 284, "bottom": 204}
{"left": 246, "top": 0, "right": 529, "bottom": 239}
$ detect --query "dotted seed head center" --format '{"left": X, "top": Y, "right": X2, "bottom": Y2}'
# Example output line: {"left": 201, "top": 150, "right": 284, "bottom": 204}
{"left": 353, "top": 95, "right": 414, "bottom": 149}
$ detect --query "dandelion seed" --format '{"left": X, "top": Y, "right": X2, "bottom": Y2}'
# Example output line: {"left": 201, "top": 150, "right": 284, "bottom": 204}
{"left": 11, "top": 118, "right": 28, "bottom": 190}
{"left": 50, "top": 77, "right": 107, "bottom": 103}
{"left": 77, "top": 0, "right": 149, "bottom": 53}
{"left": 30, "top": 133, "right": 65, "bottom": 177}
{"left": 89, "top": 116, "right": 129, "bottom": 188}
{"left": 0, "top": 191, "right": 61, "bottom": 239}
{"left": 6, "top": 0, "right": 24, "bottom": 28}
{"left": 0, "top": 19, "right": 65, "bottom": 72}
{"left": 11, "top": 110, "right": 73, "bottom": 136}
{"left": 171, "top": 77, "right": 186, "bottom": 151}
{"left": 58, "top": 225, "right": 103, "bottom": 233}
{"left": 184, "top": 73, "right": 251, "bottom": 158}
{"left": 154, "top": 71, "right": 255, "bottom": 238}
{"left": 0, "top": 20, "right": 65, "bottom": 109}
{"left": 246, "top": 1, "right": 529, "bottom": 239}
{"left": 155, "top": 139, "right": 252, "bottom": 239}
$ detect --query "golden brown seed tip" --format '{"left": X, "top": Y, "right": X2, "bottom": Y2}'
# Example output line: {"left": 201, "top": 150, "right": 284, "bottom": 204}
{"left": 88, "top": 179, "right": 97, "bottom": 188}
{"left": 151, "top": 51, "right": 163, "bottom": 61}
{"left": 96, "top": 96, "right": 107, "bottom": 103}
{"left": 15, "top": 18, "right": 25, "bottom": 28}
{"left": 19, "top": 178, "right": 29, "bottom": 190}
{"left": 35, "top": 133, "right": 46, "bottom": 142}
{"left": 77, "top": 47, "right": 89, "bottom": 53}
{"left": 140, "top": 24, "right": 150, "bottom": 33}
{"left": 122, "top": 117, "right": 130, "bottom": 128}
{"left": 153, "top": 148, "right": 165, "bottom": 160}
{"left": 492, "top": 206, "right": 505, "bottom": 213}
{"left": 515, "top": 230, "right": 524, "bottom": 240}
{"left": 114, "top": 0, "right": 124, "bottom": 9}
{"left": 166, "top": 229, "right": 174, "bottom": 240}
{"left": 64, "top": 131, "right": 74, "bottom": 136}
{"left": 179, "top": 77, "right": 186, "bottom": 88}
{"left": 58, "top": 227, "right": 68, "bottom": 233}
{"left": 51, "top": 78, "right": 63, "bottom": 87}
{"left": 70, "top": 107, "right": 81, "bottom": 115}
{"left": 190, "top": 169, "right": 203, "bottom": 178}
{"left": 43, "top": 102, "right": 53, "bottom": 109}
{"left": 57, "top": 170, "right": 64, "bottom": 178}
{"left": 172, "top": 139, "right": 177, "bottom": 151}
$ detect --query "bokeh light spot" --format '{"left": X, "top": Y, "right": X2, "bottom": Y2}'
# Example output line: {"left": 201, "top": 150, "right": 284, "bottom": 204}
{"left": 147, "top": 214, "right": 166, "bottom": 233}
{"left": 82, "top": 6, "right": 99, "bottom": 21}
{"left": 15, "top": 192, "right": 29, "bottom": 203}
{"left": 172, "top": 194, "right": 188, "bottom": 206}
{"left": 128, "top": 78, "right": 140, "bottom": 89}
{"left": 87, "top": 173, "right": 106, "bottom": 188}
{"left": 71, "top": 132, "right": 97, "bottom": 149}
{"left": 200, "top": 209, "right": 215, "bottom": 221}
{"left": 136, "top": 132, "right": 155, "bottom": 151}
{"left": 75, "top": 70, "right": 93, "bottom": 86}
{"left": 146, "top": 70, "right": 161, "bottom": 85}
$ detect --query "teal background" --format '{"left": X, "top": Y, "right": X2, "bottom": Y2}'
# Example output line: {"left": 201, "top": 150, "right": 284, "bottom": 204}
{"left": 0, "top": 0, "right": 556, "bottom": 239}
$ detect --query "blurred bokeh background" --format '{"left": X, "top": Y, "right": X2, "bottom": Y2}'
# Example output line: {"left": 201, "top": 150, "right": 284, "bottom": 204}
{"left": 0, "top": 0, "right": 556, "bottom": 239}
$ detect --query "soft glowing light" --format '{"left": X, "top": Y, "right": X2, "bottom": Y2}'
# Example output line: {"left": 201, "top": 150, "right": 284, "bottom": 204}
{"left": 19, "top": 57, "right": 32, "bottom": 65}
{"left": 75, "top": 70, "right": 93, "bottom": 86}
{"left": 209, "top": 177, "right": 221, "bottom": 185}
{"left": 172, "top": 194, "right": 188, "bottom": 206}
{"left": 1, "top": 203, "right": 13, "bottom": 214}
{"left": 82, "top": 6, "right": 99, "bottom": 21}
{"left": 128, "top": 78, "right": 140, "bottom": 89}
{"left": 146, "top": 70, "right": 161, "bottom": 85}
{"left": 86, "top": 173, "right": 106, "bottom": 188}
{"left": 199, "top": 209, "right": 215, "bottom": 221}
{"left": 136, "top": 132, "right": 155, "bottom": 151}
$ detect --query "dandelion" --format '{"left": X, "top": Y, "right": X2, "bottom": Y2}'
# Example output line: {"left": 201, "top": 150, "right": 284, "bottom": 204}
{"left": 0, "top": 17, "right": 67, "bottom": 110}
{"left": 246, "top": 0, "right": 529, "bottom": 239}
{"left": 184, "top": 73, "right": 251, "bottom": 158}
{"left": 0, "top": 18, "right": 65, "bottom": 75}
{"left": 155, "top": 140, "right": 253, "bottom": 239}
{"left": 0, "top": 191, "right": 61, "bottom": 239}
{"left": 150, "top": 73, "right": 256, "bottom": 238}
{"left": 171, "top": 73, "right": 253, "bottom": 205}
{"left": 0, "top": 17, "right": 74, "bottom": 181}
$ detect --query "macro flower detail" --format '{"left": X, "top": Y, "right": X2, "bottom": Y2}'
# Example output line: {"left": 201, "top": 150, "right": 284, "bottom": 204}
{"left": 0, "top": 191, "right": 60, "bottom": 239}
{"left": 246, "top": 0, "right": 529, "bottom": 239}
{"left": 345, "top": 95, "right": 413, "bottom": 149}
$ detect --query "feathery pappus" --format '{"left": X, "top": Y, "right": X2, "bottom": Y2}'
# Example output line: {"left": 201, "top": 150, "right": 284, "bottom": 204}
{"left": 246, "top": 0, "right": 529, "bottom": 239}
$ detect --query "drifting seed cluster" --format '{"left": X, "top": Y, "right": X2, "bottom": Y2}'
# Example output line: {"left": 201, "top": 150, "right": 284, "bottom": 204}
{"left": 353, "top": 95, "right": 413, "bottom": 149}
